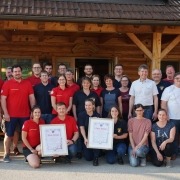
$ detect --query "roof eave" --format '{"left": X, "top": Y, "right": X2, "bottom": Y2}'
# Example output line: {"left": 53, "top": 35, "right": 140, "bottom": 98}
{"left": 0, "top": 15, "right": 180, "bottom": 26}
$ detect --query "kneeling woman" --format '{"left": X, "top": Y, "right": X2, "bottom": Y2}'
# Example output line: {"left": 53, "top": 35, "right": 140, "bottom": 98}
{"left": 106, "top": 106, "right": 128, "bottom": 164}
{"left": 22, "top": 106, "right": 45, "bottom": 168}
{"left": 128, "top": 104, "right": 151, "bottom": 167}
{"left": 151, "top": 109, "right": 175, "bottom": 168}
{"left": 79, "top": 98, "right": 101, "bottom": 166}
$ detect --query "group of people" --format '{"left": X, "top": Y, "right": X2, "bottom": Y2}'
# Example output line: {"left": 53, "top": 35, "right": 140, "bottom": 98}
{"left": 0, "top": 62, "right": 179, "bottom": 169}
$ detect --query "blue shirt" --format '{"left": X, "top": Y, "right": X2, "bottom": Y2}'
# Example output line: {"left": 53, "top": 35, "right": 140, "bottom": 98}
{"left": 34, "top": 83, "right": 54, "bottom": 114}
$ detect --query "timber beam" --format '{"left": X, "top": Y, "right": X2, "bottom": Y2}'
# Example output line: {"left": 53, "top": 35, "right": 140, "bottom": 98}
{"left": 0, "top": 20, "right": 180, "bottom": 34}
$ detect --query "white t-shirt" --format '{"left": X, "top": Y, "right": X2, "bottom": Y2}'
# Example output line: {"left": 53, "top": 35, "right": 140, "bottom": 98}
{"left": 161, "top": 85, "right": 180, "bottom": 120}
{"left": 129, "top": 78, "right": 158, "bottom": 106}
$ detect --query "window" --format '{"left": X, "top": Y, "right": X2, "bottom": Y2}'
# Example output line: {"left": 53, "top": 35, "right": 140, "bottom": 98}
{"left": 0, "top": 58, "right": 32, "bottom": 79}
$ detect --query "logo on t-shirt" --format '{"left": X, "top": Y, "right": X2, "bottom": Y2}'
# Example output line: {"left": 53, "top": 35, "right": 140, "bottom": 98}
{"left": 117, "top": 128, "right": 122, "bottom": 133}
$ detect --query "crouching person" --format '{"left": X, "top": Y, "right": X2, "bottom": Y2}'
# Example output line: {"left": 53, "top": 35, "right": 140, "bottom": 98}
{"left": 22, "top": 106, "right": 45, "bottom": 168}
{"left": 128, "top": 104, "right": 152, "bottom": 167}
{"left": 106, "top": 106, "right": 128, "bottom": 165}
{"left": 151, "top": 109, "right": 175, "bottom": 168}
{"left": 51, "top": 102, "right": 79, "bottom": 161}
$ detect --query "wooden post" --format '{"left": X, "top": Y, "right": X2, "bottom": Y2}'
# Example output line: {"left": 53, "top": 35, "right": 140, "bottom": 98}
{"left": 152, "top": 33, "right": 162, "bottom": 70}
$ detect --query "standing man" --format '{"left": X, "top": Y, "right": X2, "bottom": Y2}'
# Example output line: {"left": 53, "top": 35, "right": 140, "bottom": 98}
{"left": 27, "top": 62, "right": 42, "bottom": 87}
{"left": 161, "top": 72, "right": 180, "bottom": 155}
{"left": 44, "top": 62, "right": 53, "bottom": 79}
{"left": 34, "top": 71, "right": 54, "bottom": 124}
{"left": 4, "top": 67, "right": 13, "bottom": 81}
{"left": 152, "top": 69, "right": 171, "bottom": 109}
{"left": 163, "top": 65, "right": 175, "bottom": 84}
{"left": 128, "top": 64, "right": 158, "bottom": 121}
{"left": 58, "top": 63, "right": 67, "bottom": 75}
{"left": 1, "top": 65, "right": 36, "bottom": 162}
{"left": 65, "top": 69, "right": 80, "bottom": 97}
{"left": 77, "top": 64, "right": 93, "bottom": 87}
{"left": 113, "top": 64, "right": 131, "bottom": 88}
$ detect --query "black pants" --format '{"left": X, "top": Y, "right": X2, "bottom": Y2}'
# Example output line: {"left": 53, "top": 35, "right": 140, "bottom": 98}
{"left": 151, "top": 143, "right": 174, "bottom": 167}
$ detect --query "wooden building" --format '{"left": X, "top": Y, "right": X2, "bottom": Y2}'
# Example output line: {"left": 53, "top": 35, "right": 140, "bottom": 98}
{"left": 0, "top": 0, "right": 179, "bottom": 80}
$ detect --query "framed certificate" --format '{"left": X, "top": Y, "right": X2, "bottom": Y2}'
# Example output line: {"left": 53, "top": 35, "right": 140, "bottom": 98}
{"left": 87, "top": 118, "right": 114, "bottom": 150}
{"left": 40, "top": 124, "right": 68, "bottom": 157}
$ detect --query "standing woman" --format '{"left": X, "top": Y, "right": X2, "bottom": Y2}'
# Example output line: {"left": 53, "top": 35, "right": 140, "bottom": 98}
{"left": 73, "top": 77, "right": 101, "bottom": 120}
{"left": 79, "top": 98, "right": 101, "bottom": 166}
{"left": 151, "top": 109, "right": 176, "bottom": 167}
{"left": 22, "top": 106, "right": 45, "bottom": 168}
{"left": 91, "top": 74, "right": 103, "bottom": 97}
{"left": 119, "top": 75, "right": 130, "bottom": 121}
{"left": 51, "top": 74, "right": 73, "bottom": 115}
{"left": 101, "top": 74, "right": 122, "bottom": 118}
{"left": 128, "top": 104, "right": 151, "bottom": 167}
{"left": 106, "top": 106, "right": 128, "bottom": 164}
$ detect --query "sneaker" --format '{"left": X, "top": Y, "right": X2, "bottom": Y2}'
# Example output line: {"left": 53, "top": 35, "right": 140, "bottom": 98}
{"left": 166, "top": 160, "right": 172, "bottom": 168}
{"left": 25, "top": 158, "right": 28, "bottom": 163}
{"left": 140, "top": 158, "right": 146, "bottom": 167}
{"left": 93, "top": 158, "right": 99, "bottom": 166}
{"left": 76, "top": 152, "right": 82, "bottom": 159}
{"left": 13, "top": 147, "right": 20, "bottom": 155}
{"left": 117, "top": 157, "right": 124, "bottom": 165}
{"left": 3, "top": 154, "right": 10, "bottom": 163}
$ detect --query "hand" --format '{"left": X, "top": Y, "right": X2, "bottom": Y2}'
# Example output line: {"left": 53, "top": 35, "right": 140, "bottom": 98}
{"left": 113, "top": 134, "right": 118, "bottom": 139}
{"left": 152, "top": 112, "right": 157, "bottom": 121}
{"left": 31, "top": 149, "right": 38, "bottom": 155}
{"left": 157, "top": 152, "right": 163, "bottom": 161}
{"left": 128, "top": 113, "right": 132, "bottom": 119}
{"left": 4, "top": 114, "right": 10, "bottom": 122}
{"left": 159, "top": 141, "right": 166, "bottom": 151}
{"left": 67, "top": 140, "right": 73, "bottom": 146}
{"left": 132, "top": 148, "right": 137, "bottom": 157}
{"left": 84, "top": 138, "right": 88, "bottom": 146}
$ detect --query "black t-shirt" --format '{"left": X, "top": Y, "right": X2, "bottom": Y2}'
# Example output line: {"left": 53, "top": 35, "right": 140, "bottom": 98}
{"left": 78, "top": 111, "right": 101, "bottom": 136}
{"left": 73, "top": 90, "right": 101, "bottom": 116}
{"left": 152, "top": 121, "right": 175, "bottom": 147}
{"left": 34, "top": 83, "right": 54, "bottom": 114}
{"left": 156, "top": 80, "right": 171, "bottom": 108}
{"left": 113, "top": 120, "right": 128, "bottom": 144}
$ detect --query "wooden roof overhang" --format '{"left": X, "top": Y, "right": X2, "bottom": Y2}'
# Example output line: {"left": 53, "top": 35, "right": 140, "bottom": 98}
{"left": 0, "top": 0, "right": 179, "bottom": 70}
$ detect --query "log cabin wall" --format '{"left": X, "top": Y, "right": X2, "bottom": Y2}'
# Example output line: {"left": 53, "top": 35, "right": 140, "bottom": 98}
{"left": 0, "top": 21, "right": 179, "bottom": 81}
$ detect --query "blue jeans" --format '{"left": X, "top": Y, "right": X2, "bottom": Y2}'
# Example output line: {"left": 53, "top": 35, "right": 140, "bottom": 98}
{"left": 83, "top": 144, "right": 100, "bottom": 161}
{"left": 106, "top": 143, "right": 127, "bottom": 164}
{"left": 41, "top": 114, "right": 53, "bottom": 124}
{"left": 171, "top": 119, "right": 180, "bottom": 155}
{"left": 68, "top": 144, "right": 77, "bottom": 159}
{"left": 128, "top": 145, "right": 149, "bottom": 167}
{"left": 143, "top": 106, "right": 153, "bottom": 121}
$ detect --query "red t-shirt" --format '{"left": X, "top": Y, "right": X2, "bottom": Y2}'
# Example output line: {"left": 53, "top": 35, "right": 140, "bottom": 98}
{"left": 67, "top": 83, "right": 80, "bottom": 96}
{"left": 27, "top": 75, "right": 41, "bottom": 87}
{"left": 1, "top": 79, "right": 34, "bottom": 117}
{"left": 51, "top": 115, "right": 78, "bottom": 140}
{"left": 91, "top": 87, "right": 103, "bottom": 97}
{"left": 22, "top": 119, "right": 45, "bottom": 147}
{"left": 0, "top": 78, "right": 4, "bottom": 90}
{"left": 50, "top": 87, "right": 72, "bottom": 114}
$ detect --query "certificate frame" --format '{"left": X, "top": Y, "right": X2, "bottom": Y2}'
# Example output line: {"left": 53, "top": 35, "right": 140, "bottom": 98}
{"left": 40, "top": 124, "right": 68, "bottom": 157}
{"left": 87, "top": 118, "right": 114, "bottom": 150}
